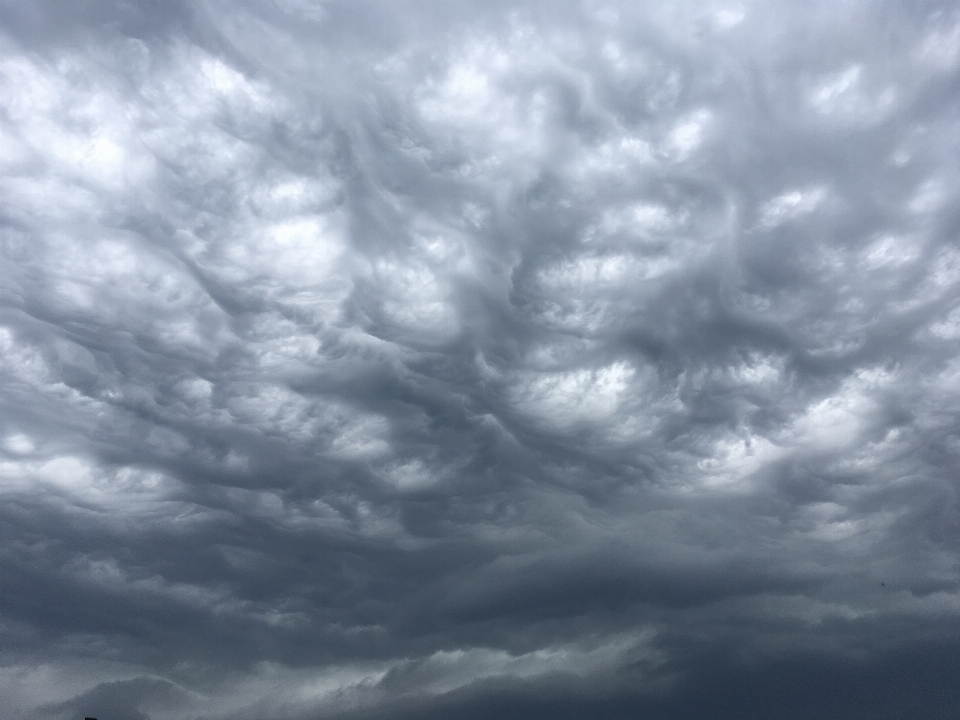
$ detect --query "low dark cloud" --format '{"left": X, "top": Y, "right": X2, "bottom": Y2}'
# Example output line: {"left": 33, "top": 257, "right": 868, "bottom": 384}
{"left": 2, "top": 0, "right": 960, "bottom": 717}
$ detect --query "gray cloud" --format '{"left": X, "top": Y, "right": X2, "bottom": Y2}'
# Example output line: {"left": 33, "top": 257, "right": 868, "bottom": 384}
{"left": 2, "top": 0, "right": 960, "bottom": 717}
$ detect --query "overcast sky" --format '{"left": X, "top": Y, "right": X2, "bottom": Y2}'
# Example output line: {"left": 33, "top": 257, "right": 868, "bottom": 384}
{"left": 2, "top": 1, "right": 960, "bottom": 718}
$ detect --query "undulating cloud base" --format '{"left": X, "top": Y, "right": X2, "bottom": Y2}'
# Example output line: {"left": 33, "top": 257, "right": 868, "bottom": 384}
{"left": 2, "top": 1, "right": 960, "bottom": 718}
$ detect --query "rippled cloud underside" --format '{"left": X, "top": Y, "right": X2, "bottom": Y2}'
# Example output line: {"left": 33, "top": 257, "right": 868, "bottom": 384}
{"left": 3, "top": 1, "right": 960, "bottom": 718}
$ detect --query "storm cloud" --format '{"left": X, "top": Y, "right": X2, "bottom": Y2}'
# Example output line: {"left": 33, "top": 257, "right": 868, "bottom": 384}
{"left": 2, "top": 1, "right": 960, "bottom": 718}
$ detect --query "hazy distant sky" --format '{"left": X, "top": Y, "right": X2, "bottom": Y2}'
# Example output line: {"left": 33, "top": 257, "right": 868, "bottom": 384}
{"left": 3, "top": 1, "right": 960, "bottom": 718}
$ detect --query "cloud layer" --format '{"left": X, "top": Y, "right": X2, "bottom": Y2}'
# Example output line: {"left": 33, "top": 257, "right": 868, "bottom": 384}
{"left": 3, "top": 1, "right": 960, "bottom": 718}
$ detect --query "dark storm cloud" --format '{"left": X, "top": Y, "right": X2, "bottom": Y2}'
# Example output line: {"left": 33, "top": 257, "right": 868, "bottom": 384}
{"left": 2, "top": 0, "right": 960, "bottom": 718}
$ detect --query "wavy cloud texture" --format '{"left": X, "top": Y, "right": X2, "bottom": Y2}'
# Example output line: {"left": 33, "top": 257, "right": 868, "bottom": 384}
{"left": 3, "top": 1, "right": 960, "bottom": 718}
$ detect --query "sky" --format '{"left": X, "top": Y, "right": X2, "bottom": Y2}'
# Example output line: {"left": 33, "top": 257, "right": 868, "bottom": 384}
{"left": 2, "top": 1, "right": 960, "bottom": 718}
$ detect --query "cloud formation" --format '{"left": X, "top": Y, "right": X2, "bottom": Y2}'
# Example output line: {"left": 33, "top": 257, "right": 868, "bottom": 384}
{"left": 2, "top": 1, "right": 960, "bottom": 717}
